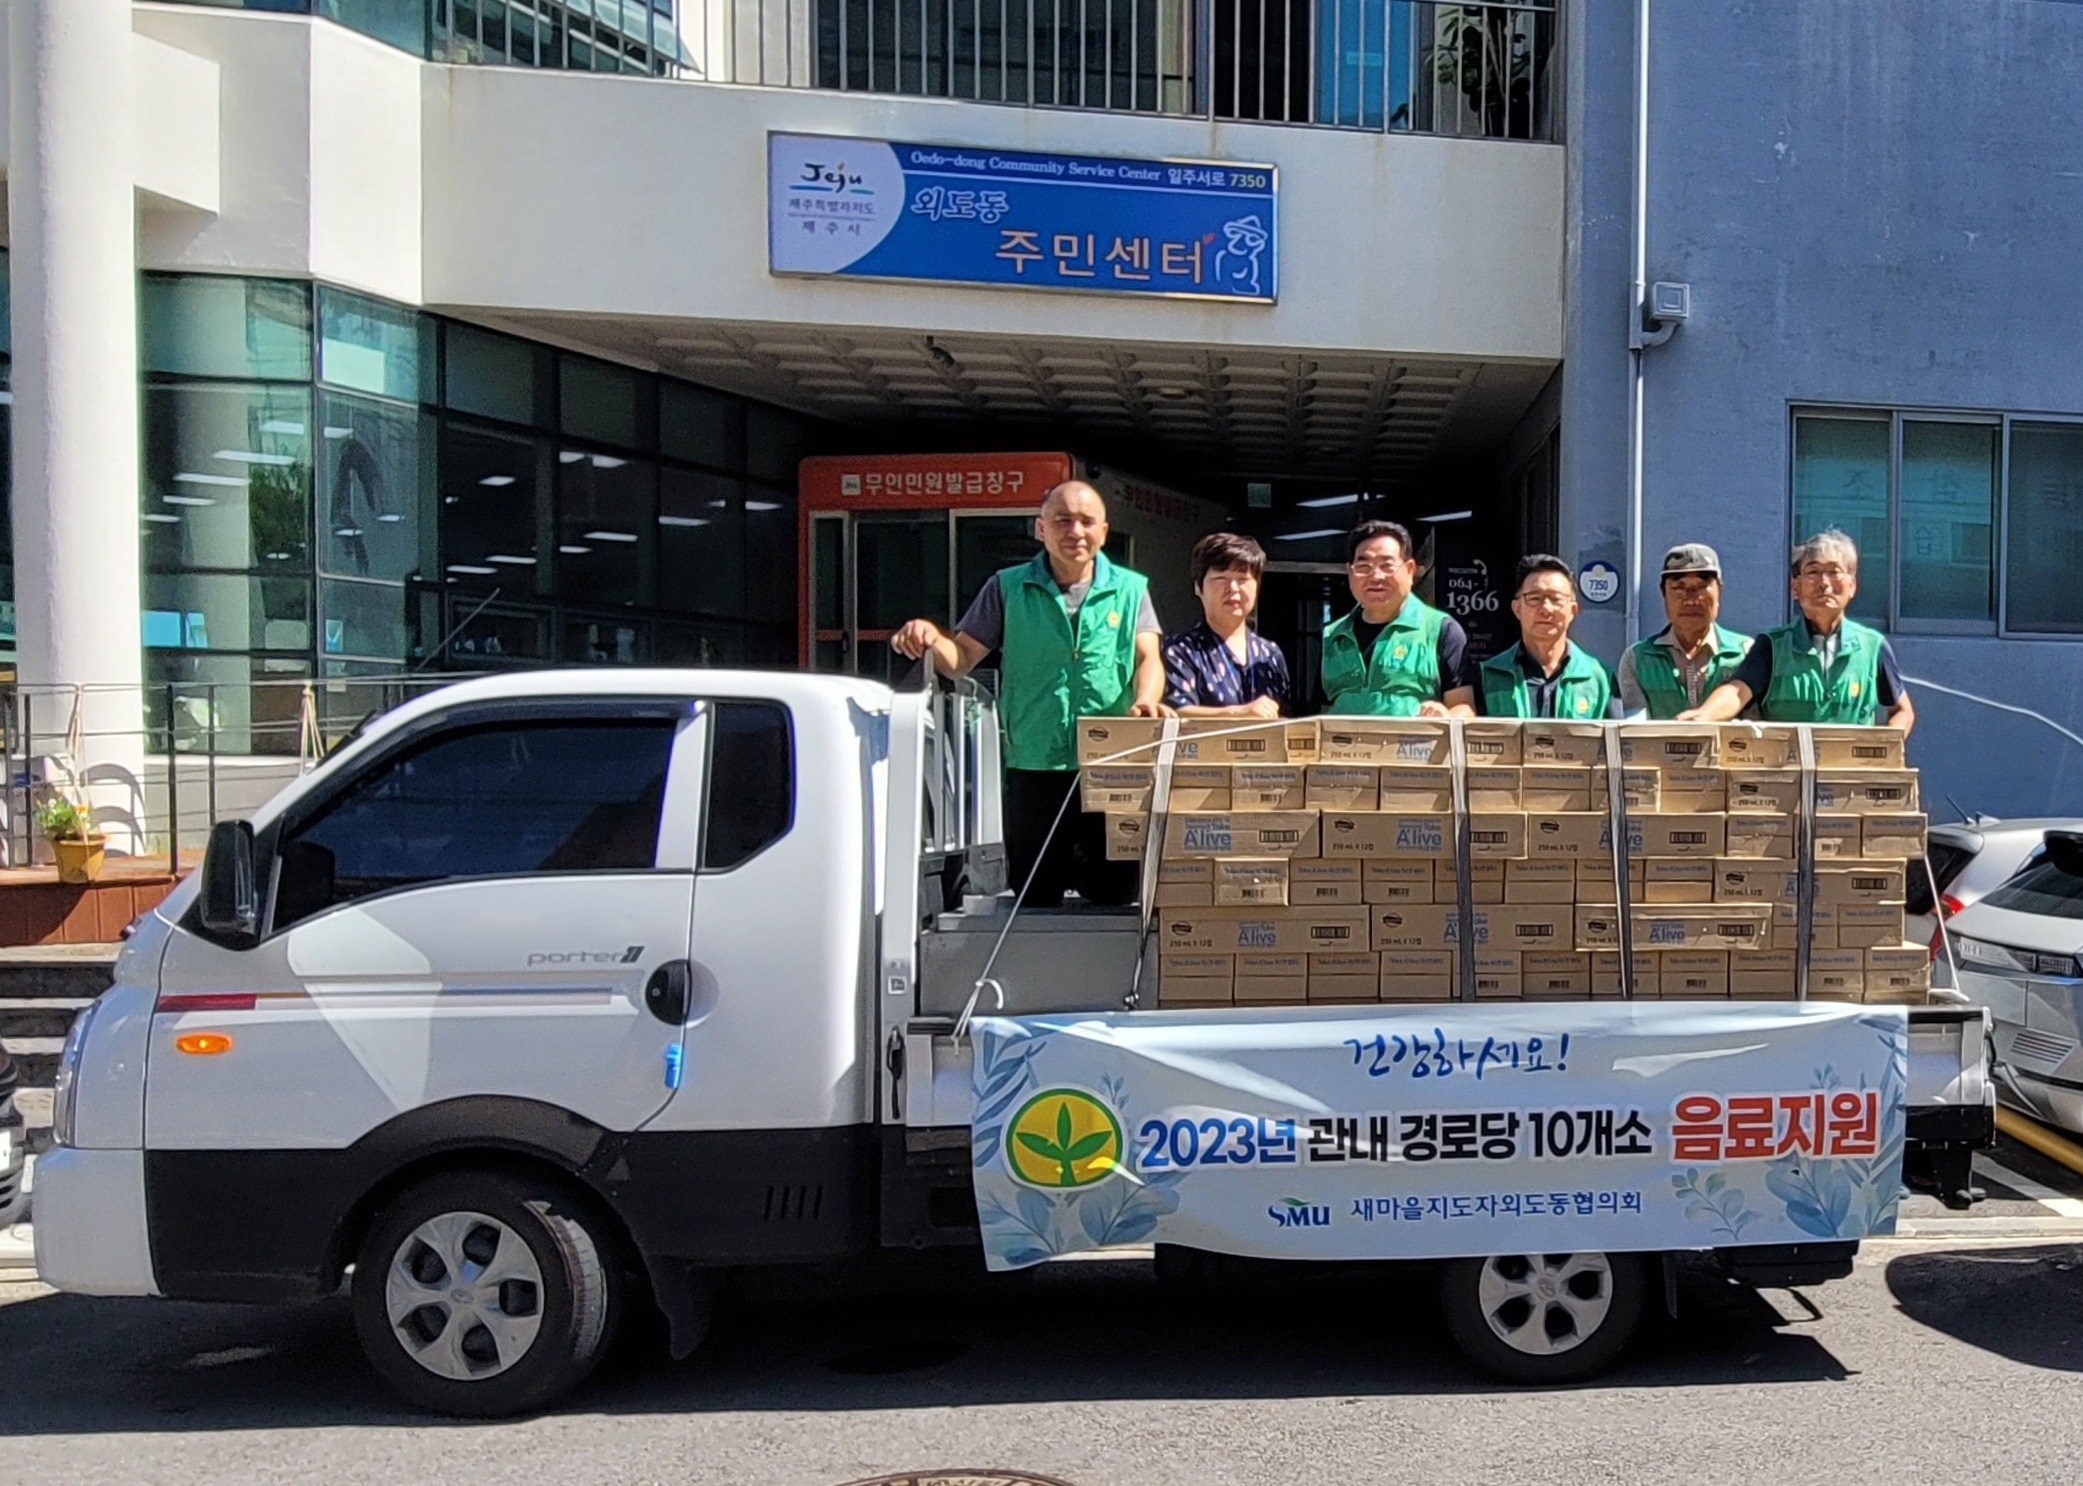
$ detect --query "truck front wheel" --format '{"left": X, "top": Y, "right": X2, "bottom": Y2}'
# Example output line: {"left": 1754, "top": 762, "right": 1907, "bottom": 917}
{"left": 1439, "top": 1251, "right": 1645, "bottom": 1385}
{"left": 351, "top": 1171, "right": 620, "bottom": 1416}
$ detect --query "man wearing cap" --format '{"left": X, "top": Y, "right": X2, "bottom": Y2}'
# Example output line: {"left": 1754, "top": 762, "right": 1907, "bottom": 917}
{"left": 1680, "top": 528, "right": 1915, "bottom": 733}
{"left": 1616, "top": 543, "right": 1753, "bottom": 719}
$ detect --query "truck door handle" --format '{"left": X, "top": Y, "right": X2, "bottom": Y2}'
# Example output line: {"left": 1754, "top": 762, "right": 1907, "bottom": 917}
{"left": 644, "top": 960, "right": 692, "bottom": 1025}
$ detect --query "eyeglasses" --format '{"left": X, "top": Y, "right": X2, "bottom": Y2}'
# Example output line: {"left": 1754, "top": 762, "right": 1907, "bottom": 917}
{"left": 1348, "top": 561, "right": 1405, "bottom": 577}
{"left": 1797, "top": 565, "right": 1854, "bottom": 584}
{"left": 1515, "top": 592, "right": 1574, "bottom": 611}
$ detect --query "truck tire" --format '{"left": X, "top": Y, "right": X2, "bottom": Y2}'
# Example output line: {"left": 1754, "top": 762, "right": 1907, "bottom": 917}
{"left": 1439, "top": 1251, "right": 1645, "bottom": 1385}
{"left": 351, "top": 1170, "right": 620, "bottom": 1416}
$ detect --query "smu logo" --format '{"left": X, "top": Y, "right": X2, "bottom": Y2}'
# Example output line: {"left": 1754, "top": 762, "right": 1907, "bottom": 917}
{"left": 1268, "top": 1198, "right": 1333, "bottom": 1228}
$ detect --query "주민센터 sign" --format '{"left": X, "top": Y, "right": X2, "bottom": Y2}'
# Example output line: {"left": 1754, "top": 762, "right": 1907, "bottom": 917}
{"left": 768, "top": 133, "right": 1278, "bottom": 303}
{"left": 967, "top": 1001, "right": 1908, "bottom": 1269}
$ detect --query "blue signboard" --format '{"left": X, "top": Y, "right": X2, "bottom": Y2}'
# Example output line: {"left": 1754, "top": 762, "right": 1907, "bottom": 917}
{"left": 768, "top": 133, "right": 1277, "bottom": 303}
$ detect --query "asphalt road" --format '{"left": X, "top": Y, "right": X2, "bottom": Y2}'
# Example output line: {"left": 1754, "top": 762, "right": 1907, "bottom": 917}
{"left": 5, "top": 1217, "right": 2083, "bottom": 1486}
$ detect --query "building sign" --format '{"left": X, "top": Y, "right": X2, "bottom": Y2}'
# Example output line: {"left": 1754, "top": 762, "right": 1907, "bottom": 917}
{"left": 769, "top": 133, "right": 1277, "bottom": 303}
{"left": 799, "top": 452, "right": 1074, "bottom": 509}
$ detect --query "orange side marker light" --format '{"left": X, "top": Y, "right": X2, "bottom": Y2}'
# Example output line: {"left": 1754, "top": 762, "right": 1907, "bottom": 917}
{"left": 174, "top": 1031, "right": 234, "bottom": 1056}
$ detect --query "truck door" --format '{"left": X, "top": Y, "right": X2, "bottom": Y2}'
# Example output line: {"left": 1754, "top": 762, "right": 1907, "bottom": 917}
{"left": 147, "top": 698, "right": 707, "bottom": 1149}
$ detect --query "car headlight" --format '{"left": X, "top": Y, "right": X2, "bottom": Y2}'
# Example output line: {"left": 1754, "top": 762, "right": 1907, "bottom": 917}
{"left": 51, "top": 999, "right": 97, "bottom": 1149}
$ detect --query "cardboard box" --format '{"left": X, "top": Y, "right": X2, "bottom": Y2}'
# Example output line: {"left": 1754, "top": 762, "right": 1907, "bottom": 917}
{"left": 1375, "top": 764, "right": 1455, "bottom": 812}
{"left": 1591, "top": 951, "right": 1660, "bottom": 997}
{"left": 1214, "top": 857, "right": 1289, "bottom": 906}
{"left": 1715, "top": 861, "right": 1798, "bottom": 903}
{"left": 1466, "top": 767, "right": 1523, "bottom": 811}
{"left": 1317, "top": 720, "right": 1450, "bottom": 764}
{"left": 1863, "top": 813, "right": 1929, "bottom": 860}
{"left": 1291, "top": 860, "right": 1363, "bottom": 906}
{"left": 1304, "top": 764, "right": 1380, "bottom": 812}
{"left": 1321, "top": 812, "right": 1453, "bottom": 859}
{"left": 1523, "top": 951, "right": 1593, "bottom": 993}
{"left": 1464, "top": 860, "right": 1506, "bottom": 905}
{"left": 1309, "top": 952, "right": 1382, "bottom": 1004}
{"left": 1284, "top": 720, "right": 1321, "bottom": 763}
{"left": 1719, "top": 724, "right": 1800, "bottom": 769}
{"left": 1464, "top": 721, "right": 1525, "bottom": 765}
{"left": 1622, "top": 724, "right": 1721, "bottom": 771}
{"left": 1077, "top": 716, "right": 1168, "bottom": 765}
{"left": 1578, "top": 905, "right": 1770, "bottom": 951}
{"left": 1724, "top": 813, "right": 1795, "bottom": 860}
{"left": 1466, "top": 813, "right": 1530, "bottom": 860}
{"left": 1811, "top": 726, "right": 1907, "bottom": 769}
{"left": 1591, "top": 768, "right": 1663, "bottom": 812}
{"left": 1660, "top": 950, "right": 1731, "bottom": 997}
{"left": 1182, "top": 718, "right": 1289, "bottom": 763}
{"left": 1105, "top": 812, "right": 1149, "bottom": 861}
{"left": 1156, "top": 984, "right": 1236, "bottom": 1008}
{"left": 1726, "top": 769, "right": 1801, "bottom": 814}
{"left": 1574, "top": 860, "right": 1646, "bottom": 904}
{"left": 1163, "top": 811, "right": 1322, "bottom": 859}
{"left": 1235, "top": 952, "right": 1308, "bottom": 1003}
{"left": 1809, "top": 948, "right": 1865, "bottom": 996}
{"left": 1836, "top": 901, "right": 1906, "bottom": 948}
{"left": 1362, "top": 859, "right": 1436, "bottom": 904}
{"left": 1381, "top": 974, "right": 1456, "bottom": 1002}
{"left": 1816, "top": 864, "right": 1906, "bottom": 904}
{"left": 1521, "top": 765, "right": 1593, "bottom": 812}
{"left": 1165, "top": 763, "right": 1233, "bottom": 811}
{"left": 1505, "top": 859, "right": 1578, "bottom": 903}
{"left": 1158, "top": 953, "right": 1233, "bottom": 1006}
{"left": 1730, "top": 973, "right": 1797, "bottom": 998}
{"left": 1486, "top": 905, "right": 1575, "bottom": 954}
{"left": 1769, "top": 901, "right": 1837, "bottom": 950}
{"left": 1866, "top": 943, "right": 1933, "bottom": 998}
{"left": 1372, "top": 903, "right": 1455, "bottom": 952}
{"left": 1159, "top": 907, "right": 1370, "bottom": 954}
{"left": 1525, "top": 812, "right": 1612, "bottom": 859}
{"left": 1080, "top": 764, "right": 1153, "bottom": 813}
{"left": 1657, "top": 768, "right": 1729, "bottom": 813}
{"left": 1473, "top": 973, "right": 1525, "bottom": 1000}
{"left": 1381, "top": 947, "right": 1457, "bottom": 976}
{"left": 1523, "top": 721, "right": 1608, "bottom": 765}
{"left": 1815, "top": 769, "right": 1920, "bottom": 814}
{"left": 1813, "top": 814, "right": 1864, "bottom": 860}
{"left": 1644, "top": 859, "right": 1715, "bottom": 904}
{"left": 1229, "top": 764, "right": 1306, "bottom": 811}
{"left": 1155, "top": 859, "right": 1214, "bottom": 907}
{"left": 1636, "top": 814, "right": 1727, "bottom": 858}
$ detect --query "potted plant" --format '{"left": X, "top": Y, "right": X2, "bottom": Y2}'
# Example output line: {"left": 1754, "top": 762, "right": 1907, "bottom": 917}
{"left": 37, "top": 792, "right": 105, "bottom": 884}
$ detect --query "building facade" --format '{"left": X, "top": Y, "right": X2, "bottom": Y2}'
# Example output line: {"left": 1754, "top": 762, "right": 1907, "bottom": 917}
{"left": 4, "top": 0, "right": 2082, "bottom": 821}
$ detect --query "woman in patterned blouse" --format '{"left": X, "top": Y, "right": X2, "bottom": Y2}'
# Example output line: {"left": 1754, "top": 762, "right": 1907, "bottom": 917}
{"left": 1161, "top": 532, "right": 1291, "bottom": 718}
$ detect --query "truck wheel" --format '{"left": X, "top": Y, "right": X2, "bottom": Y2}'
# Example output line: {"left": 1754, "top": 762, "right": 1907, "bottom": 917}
{"left": 1439, "top": 1251, "right": 1644, "bottom": 1385}
{"left": 351, "top": 1171, "right": 619, "bottom": 1416}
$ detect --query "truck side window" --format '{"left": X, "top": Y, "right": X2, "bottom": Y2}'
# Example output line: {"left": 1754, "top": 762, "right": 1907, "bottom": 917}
{"left": 702, "top": 701, "right": 794, "bottom": 871}
{"left": 272, "top": 719, "right": 678, "bottom": 931}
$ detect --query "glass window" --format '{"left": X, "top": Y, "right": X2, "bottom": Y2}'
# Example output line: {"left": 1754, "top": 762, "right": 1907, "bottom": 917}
{"left": 142, "top": 275, "right": 311, "bottom": 383}
{"left": 147, "top": 651, "right": 313, "bottom": 756}
{"left": 440, "top": 422, "right": 540, "bottom": 594}
{"left": 271, "top": 719, "right": 678, "bottom": 929}
{"left": 745, "top": 404, "right": 810, "bottom": 484}
{"left": 320, "top": 577, "right": 411, "bottom": 661}
{"left": 144, "top": 572, "right": 312, "bottom": 653}
{"left": 562, "top": 614, "right": 650, "bottom": 665}
{"left": 557, "top": 450, "right": 655, "bottom": 607}
{"left": 1979, "top": 847, "right": 2083, "bottom": 922}
{"left": 2005, "top": 421, "right": 2083, "bottom": 634}
{"left": 315, "top": 0, "right": 432, "bottom": 54}
{"left": 743, "top": 483, "right": 795, "bottom": 625}
{"left": 444, "top": 324, "right": 538, "bottom": 426}
{"left": 703, "top": 701, "right": 793, "bottom": 870}
{"left": 658, "top": 467, "right": 744, "bottom": 616}
{"left": 142, "top": 384, "right": 314, "bottom": 575}
{"left": 561, "top": 356, "right": 650, "bottom": 451}
{"left": 443, "top": 599, "right": 551, "bottom": 665}
{"left": 1791, "top": 415, "right": 1889, "bottom": 627}
{"left": 661, "top": 379, "right": 736, "bottom": 467}
{"left": 856, "top": 514, "right": 949, "bottom": 631}
{"left": 1899, "top": 420, "right": 1996, "bottom": 624}
{"left": 319, "top": 288, "right": 429, "bottom": 404}
{"left": 658, "top": 621, "right": 745, "bottom": 666}
{"left": 319, "top": 393, "right": 425, "bottom": 581}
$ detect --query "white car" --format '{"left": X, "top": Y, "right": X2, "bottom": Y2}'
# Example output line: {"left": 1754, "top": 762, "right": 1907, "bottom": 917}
{"left": 1945, "top": 829, "right": 2083, "bottom": 1133}
{"left": 1909, "top": 818, "right": 2078, "bottom": 985}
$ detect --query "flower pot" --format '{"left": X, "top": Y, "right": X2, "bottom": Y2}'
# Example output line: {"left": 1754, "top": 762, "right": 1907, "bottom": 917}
{"left": 53, "top": 835, "right": 106, "bottom": 885}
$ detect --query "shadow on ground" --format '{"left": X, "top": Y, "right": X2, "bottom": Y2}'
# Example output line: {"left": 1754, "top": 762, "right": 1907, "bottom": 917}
{"left": 1885, "top": 1241, "right": 2083, "bottom": 1372}
{"left": 0, "top": 1252, "right": 1853, "bottom": 1434}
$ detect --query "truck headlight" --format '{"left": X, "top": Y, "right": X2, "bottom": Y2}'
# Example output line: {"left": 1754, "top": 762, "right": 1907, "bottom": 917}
{"left": 51, "top": 1000, "right": 97, "bottom": 1149}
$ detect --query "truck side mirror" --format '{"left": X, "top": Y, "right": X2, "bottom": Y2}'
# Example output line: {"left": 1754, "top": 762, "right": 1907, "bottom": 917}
{"left": 199, "top": 819, "right": 260, "bottom": 945}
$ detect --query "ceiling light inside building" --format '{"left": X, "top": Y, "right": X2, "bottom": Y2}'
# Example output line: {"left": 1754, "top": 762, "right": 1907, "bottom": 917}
{"left": 558, "top": 545, "right": 593, "bottom": 555}
{"left": 174, "top": 472, "right": 246, "bottom": 487}
{"left": 377, "top": 513, "right": 402, "bottom": 523}
{"left": 1418, "top": 510, "right": 1475, "bottom": 522}
{"left": 143, "top": 514, "right": 182, "bottom": 525}
{"left": 1274, "top": 528, "right": 1345, "bottom": 541}
{"left": 322, "top": 426, "right": 354, "bottom": 440}
{"left": 1297, "top": 493, "right": 1361, "bottom": 508}
{"left": 487, "top": 554, "right": 537, "bottom": 565}
{"left": 334, "top": 527, "right": 364, "bottom": 538}
{"left": 584, "top": 530, "right": 639, "bottom": 543}
{"left": 259, "top": 420, "right": 307, "bottom": 436}
{"left": 745, "top": 500, "right": 782, "bottom": 512}
{"left": 589, "top": 454, "right": 627, "bottom": 470}
{"left": 479, "top": 475, "right": 516, "bottom": 487}
{"left": 446, "top": 564, "right": 497, "bottom": 576}
{"left": 558, "top": 450, "right": 586, "bottom": 464}
{"left": 162, "top": 494, "right": 217, "bottom": 507}
{"left": 658, "top": 515, "right": 711, "bottom": 527}
{"left": 213, "top": 449, "right": 298, "bottom": 467}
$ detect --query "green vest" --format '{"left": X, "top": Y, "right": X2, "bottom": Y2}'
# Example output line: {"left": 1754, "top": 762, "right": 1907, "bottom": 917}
{"left": 1628, "top": 624, "right": 1751, "bottom": 719}
{"left": 1478, "top": 642, "right": 1614, "bottom": 720}
{"left": 1320, "top": 596, "right": 1448, "bottom": 716}
{"left": 1758, "top": 617, "right": 1884, "bottom": 725}
{"left": 997, "top": 552, "right": 1150, "bottom": 772}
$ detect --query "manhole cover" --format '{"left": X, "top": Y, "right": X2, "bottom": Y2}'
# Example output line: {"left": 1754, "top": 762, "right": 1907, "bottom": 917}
{"left": 837, "top": 1474, "right": 1078, "bottom": 1486}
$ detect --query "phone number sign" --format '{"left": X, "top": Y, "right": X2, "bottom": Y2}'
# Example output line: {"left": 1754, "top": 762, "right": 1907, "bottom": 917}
{"left": 768, "top": 133, "right": 1278, "bottom": 303}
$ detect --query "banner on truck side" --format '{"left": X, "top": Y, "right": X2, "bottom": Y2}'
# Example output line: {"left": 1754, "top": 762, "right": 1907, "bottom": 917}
{"left": 968, "top": 1004, "right": 1908, "bottom": 1269}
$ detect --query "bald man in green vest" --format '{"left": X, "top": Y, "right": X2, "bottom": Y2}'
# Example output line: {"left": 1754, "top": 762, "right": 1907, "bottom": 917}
{"left": 892, "top": 480, "right": 1169, "bottom": 908}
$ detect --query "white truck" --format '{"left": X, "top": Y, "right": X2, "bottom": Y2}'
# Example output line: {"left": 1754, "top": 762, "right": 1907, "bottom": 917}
{"left": 38, "top": 670, "right": 1994, "bottom": 1415}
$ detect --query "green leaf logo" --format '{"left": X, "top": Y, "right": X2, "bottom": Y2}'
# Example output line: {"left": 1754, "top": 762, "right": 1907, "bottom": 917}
{"left": 1004, "top": 1089, "right": 1126, "bottom": 1189}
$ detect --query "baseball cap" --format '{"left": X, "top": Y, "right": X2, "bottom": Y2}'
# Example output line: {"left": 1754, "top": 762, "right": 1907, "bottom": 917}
{"left": 1660, "top": 543, "right": 1721, "bottom": 580}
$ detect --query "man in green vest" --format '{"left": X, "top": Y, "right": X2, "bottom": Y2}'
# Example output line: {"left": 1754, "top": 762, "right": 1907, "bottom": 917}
{"left": 1680, "top": 529, "right": 1915, "bottom": 733}
{"left": 1616, "top": 543, "right": 1753, "bottom": 718}
{"left": 1320, "top": 520, "right": 1477, "bottom": 716}
{"left": 891, "top": 480, "right": 1168, "bottom": 907}
{"left": 1475, "top": 554, "right": 1621, "bottom": 718}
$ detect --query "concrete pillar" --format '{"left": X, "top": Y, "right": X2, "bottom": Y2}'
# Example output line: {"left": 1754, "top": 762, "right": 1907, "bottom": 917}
{"left": 9, "top": 0, "right": 147, "bottom": 855}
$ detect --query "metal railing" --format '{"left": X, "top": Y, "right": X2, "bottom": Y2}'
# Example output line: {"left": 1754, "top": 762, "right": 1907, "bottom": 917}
{"left": 691, "top": 0, "right": 1557, "bottom": 138}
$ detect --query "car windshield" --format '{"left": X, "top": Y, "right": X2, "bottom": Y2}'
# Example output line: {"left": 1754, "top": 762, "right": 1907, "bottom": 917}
{"left": 1981, "top": 853, "right": 2083, "bottom": 921}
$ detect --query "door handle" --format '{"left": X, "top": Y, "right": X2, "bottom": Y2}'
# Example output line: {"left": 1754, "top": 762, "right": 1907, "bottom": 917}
{"left": 644, "top": 959, "right": 692, "bottom": 1025}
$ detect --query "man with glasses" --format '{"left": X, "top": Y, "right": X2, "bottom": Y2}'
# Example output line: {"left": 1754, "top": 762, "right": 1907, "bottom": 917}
{"left": 1476, "top": 554, "right": 1620, "bottom": 718}
{"left": 1680, "top": 529, "right": 1915, "bottom": 732}
{"left": 1616, "top": 543, "right": 1753, "bottom": 718}
{"left": 1320, "top": 520, "right": 1477, "bottom": 716}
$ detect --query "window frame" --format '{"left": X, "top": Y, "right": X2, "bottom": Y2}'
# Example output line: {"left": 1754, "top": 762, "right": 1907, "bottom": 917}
{"left": 696, "top": 697, "right": 796, "bottom": 874}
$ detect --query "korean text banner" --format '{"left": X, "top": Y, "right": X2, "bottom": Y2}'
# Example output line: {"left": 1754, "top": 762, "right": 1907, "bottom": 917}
{"left": 768, "top": 133, "right": 1277, "bottom": 302}
{"left": 969, "top": 1003, "right": 1907, "bottom": 1269}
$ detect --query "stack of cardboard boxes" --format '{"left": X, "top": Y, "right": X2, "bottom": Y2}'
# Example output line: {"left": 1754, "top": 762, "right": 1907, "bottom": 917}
{"left": 1076, "top": 717, "right": 1929, "bottom": 1011}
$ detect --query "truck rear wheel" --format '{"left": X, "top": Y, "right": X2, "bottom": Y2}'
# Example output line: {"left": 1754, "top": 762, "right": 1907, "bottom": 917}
{"left": 351, "top": 1171, "right": 620, "bottom": 1416}
{"left": 1439, "top": 1251, "right": 1644, "bottom": 1385}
